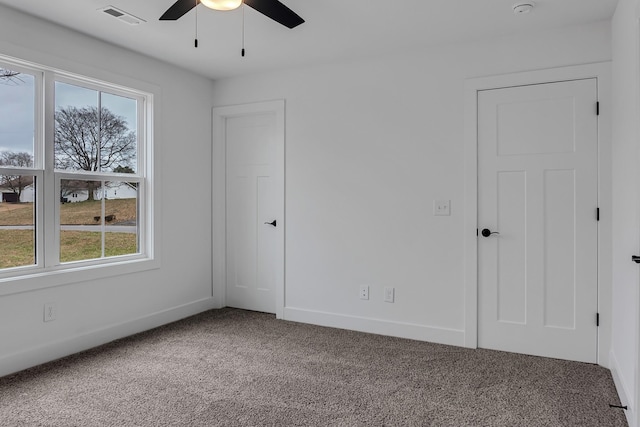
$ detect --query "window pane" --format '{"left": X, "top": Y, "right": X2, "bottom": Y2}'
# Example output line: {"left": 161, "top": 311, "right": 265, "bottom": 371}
{"left": 55, "top": 83, "right": 137, "bottom": 174}
{"left": 54, "top": 82, "right": 98, "bottom": 171}
{"left": 60, "top": 179, "right": 103, "bottom": 263}
{"left": 0, "top": 175, "right": 35, "bottom": 269}
{"left": 0, "top": 68, "right": 35, "bottom": 166}
{"left": 60, "top": 179, "right": 138, "bottom": 263}
{"left": 104, "top": 181, "right": 138, "bottom": 256}
{"left": 102, "top": 92, "right": 137, "bottom": 173}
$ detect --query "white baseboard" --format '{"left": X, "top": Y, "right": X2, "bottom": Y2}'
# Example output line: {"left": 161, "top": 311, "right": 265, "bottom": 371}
{"left": 609, "top": 349, "right": 636, "bottom": 427}
{"left": 283, "top": 307, "right": 465, "bottom": 347}
{"left": 0, "top": 297, "right": 217, "bottom": 378}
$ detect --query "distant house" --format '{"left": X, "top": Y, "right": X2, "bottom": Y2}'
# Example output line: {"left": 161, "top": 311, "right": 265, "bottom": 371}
{"left": 0, "top": 179, "right": 35, "bottom": 203}
{"left": 62, "top": 181, "right": 137, "bottom": 203}
{"left": 0, "top": 181, "right": 137, "bottom": 204}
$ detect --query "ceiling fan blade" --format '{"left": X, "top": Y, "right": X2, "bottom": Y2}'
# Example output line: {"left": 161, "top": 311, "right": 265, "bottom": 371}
{"left": 160, "top": 0, "right": 199, "bottom": 20}
{"left": 243, "top": 0, "right": 304, "bottom": 29}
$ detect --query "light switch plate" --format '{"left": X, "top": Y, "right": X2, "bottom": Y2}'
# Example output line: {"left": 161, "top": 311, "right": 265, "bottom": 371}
{"left": 384, "top": 287, "right": 395, "bottom": 303}
{"left": 434, "top": 200, "right": 451, "bottom": 216}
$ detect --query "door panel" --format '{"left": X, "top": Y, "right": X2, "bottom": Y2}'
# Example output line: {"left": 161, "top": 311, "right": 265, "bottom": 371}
{"left": 226, "top": 113, "right": 278, "bottom": 314}
{"left": 497, "top": 96, "right": 576, "bottom": 156}
{"left": 496, "top": 170, "right": 526, "bottom": 324}
{"left": 543, "top": 169, "right": 576, "bottom": 329}
{"left": 478, "top": 79, "right": 598, "bottom": 363}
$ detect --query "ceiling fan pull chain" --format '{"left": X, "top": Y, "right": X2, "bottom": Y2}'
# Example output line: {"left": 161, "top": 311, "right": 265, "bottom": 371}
{"left": 241, "top": 3, "right": 245, "bottom": 57}
{"left": 194, "top": 0, "right": 199, "bottom": 48}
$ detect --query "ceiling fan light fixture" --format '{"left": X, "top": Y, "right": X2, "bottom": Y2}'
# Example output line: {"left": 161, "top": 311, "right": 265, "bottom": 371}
{"left": 200, "top": 0, "right": 242, "bottom": 11}
{"left": 512, "top": 2, "right": 535, "bottom": 15}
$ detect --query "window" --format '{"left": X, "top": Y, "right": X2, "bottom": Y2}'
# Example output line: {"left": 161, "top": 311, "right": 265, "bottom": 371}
{"left": 0, "top": 64, "right": 37, "bottom": 271}
{"left": 0, "top": 57, "right": 151, "bottom": 279}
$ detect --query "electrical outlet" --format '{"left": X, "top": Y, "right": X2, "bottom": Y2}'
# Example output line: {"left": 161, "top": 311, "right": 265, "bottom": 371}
{"left": 359, "top": 285, "right": 369, "bottom": 300}
{"left": 44, "top": 303, "right": 56, "bottom": 322}
{"left": 384, "top": 287, "right": 395, "bottom": 303}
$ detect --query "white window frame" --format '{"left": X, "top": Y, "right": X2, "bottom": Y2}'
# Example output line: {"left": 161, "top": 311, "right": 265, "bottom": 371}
{"left": 0, "top": 55, "right": 157, "bottom": 294}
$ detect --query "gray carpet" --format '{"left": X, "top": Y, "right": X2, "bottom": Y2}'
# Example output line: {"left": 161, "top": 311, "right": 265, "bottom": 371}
{"left": 0, "top": 308, "right": 629, "bottom": 426}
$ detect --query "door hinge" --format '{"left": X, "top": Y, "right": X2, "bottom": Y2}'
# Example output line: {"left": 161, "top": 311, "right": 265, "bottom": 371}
{"left": 596, "top": 207, "right": 600, "bottom": 221}
{"left": 597, "top": 313, "right": 600, "bottom": 327}
{"left": 596, "top": 102, "right": 600, "bottom": 116}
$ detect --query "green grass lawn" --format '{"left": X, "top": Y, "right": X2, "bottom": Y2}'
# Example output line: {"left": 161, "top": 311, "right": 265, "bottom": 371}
{"left": 0, "top": 198, "right": 137, "bottom": 226}
{"left": 0, "top": 228, "right": 137, "bottom": 269}
{"left": 0, "top": 229, "right": 35, "bottom": 268}
{"left": 0, "top": 198, "right": 138, "bottom": 269}
{"left": 60, "top": 231, "right": 138, "bottom": 263}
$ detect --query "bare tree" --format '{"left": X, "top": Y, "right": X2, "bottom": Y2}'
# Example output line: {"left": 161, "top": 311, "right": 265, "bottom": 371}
{"left": 0, "top": 151, "right": 34, "bottom": 201}
{"left": 0, "top": 68, "right": 23, "bottom": 85}
{"left": 55, "top": 106, "right": 136, "bottom": 201}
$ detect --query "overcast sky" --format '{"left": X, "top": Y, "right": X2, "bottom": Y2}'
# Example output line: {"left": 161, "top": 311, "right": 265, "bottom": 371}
{"left": 0, "top": 73, "right": 35, "bottom": 154}
{"left": 0, "top": 70, "right": 137, "bottom": 156}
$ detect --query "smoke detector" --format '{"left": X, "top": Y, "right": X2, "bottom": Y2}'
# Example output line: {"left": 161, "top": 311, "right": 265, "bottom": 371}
{"left": 99, "top": 6, "right": 146, "bottom": 25}
{"left": 513, "top": 2, "right": 535, "bottom": 14}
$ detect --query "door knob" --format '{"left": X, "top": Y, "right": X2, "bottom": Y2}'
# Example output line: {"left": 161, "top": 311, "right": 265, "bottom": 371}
{"left": 264, "top": 220, "right": 277, "bottom": 227}
{"left": 481, "top": 228, "right": 499, "bottom": 237}
{"left": 632, "top": 255, "right": 640, "bottom": 264}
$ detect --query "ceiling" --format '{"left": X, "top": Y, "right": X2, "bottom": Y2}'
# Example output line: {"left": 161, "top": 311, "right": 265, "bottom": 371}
{"left": 0, "top": 0, "right": 619, "bottom": 80}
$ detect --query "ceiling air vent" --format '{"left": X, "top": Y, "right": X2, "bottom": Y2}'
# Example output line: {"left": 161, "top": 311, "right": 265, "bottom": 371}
{"left": 99, "top": 6, "right": 146, "bottom": 25}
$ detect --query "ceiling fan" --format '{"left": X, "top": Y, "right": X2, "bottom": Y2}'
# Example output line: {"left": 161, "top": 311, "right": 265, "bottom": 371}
{"left": 160, "top": 0, "right": 305, "bottom": 29}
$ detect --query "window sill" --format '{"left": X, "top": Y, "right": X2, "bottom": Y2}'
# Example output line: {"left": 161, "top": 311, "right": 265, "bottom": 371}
{"left": 0, "top": 256, "right": 160, "bottom": 296}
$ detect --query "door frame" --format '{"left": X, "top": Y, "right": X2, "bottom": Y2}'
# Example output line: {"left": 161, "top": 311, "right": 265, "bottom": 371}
{"left": 463, "top": 63, "right": 612, "bottom": 365}
{"left": 212, "top": 100, "right": 286, "bottom": 318}
{"left": 634, "top": 12, "right": 640, "bottom": 427}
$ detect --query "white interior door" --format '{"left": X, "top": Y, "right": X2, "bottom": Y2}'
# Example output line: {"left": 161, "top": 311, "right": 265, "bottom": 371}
{"left": 225, "top": 111, "right": 281, "bottom": 314}
{"left": 478, "top": 79, "right": 598, "bottom": 363}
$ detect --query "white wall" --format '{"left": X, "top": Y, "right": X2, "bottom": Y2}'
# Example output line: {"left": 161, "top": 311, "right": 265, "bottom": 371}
{"left": 212, "top": 22, "right": 612, "bottom": 346}
{"left": 611, "top": 0, "right": 640, "bottom": 425}
{"left": 0, "top": 5, "right": 215, "bottom": 376}
{"left": 0, "top": 2, "right": 624, "bottom": 399}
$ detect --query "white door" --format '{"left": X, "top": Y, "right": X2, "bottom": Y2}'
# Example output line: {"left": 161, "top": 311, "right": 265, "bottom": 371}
{"left": 225, "top": 112, "right": 281, "bottom": 314}
{"left": 478, "top": 79, "right": 598, "bottom": 363}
